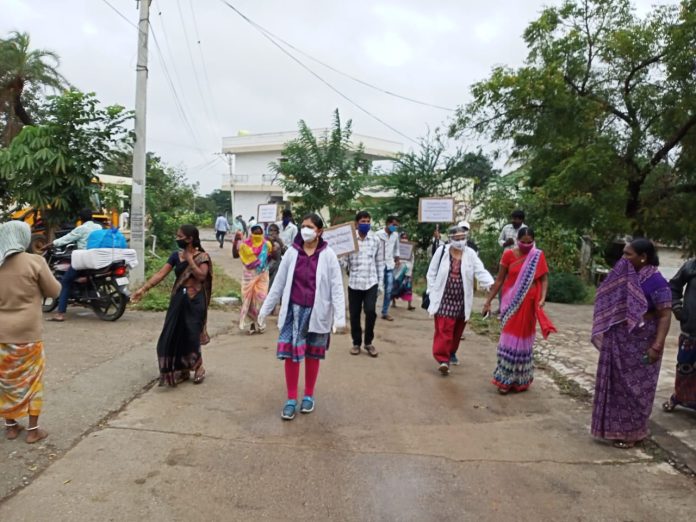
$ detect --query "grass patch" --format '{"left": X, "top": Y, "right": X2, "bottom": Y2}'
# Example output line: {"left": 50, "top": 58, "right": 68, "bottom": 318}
{"left": 468, "top": 312, "right": 501, "bottom": 341}
{"left": 131, "top": 252, "right": 240, "bottom": 312}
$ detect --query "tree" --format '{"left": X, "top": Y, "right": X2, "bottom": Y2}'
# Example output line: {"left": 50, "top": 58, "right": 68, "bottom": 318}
{"left": 0, "top": 31, "right": 68, "bottom": 145}
{"left": 0, "top": 90, "right": 131, "bottom": 233}
{"left": 450, "top": 0, "right": 696, "bottom": 248}
{"left": 271, "top": 109, "right": 370, "bottom": 223}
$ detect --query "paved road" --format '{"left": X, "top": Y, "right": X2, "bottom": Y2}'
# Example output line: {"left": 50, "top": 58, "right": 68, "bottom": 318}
{"left": 1, "top": 238, "right": 695, "bottom": 521}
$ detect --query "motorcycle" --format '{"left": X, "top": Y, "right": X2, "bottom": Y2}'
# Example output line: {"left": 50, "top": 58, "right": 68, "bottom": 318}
{"left": 42, "top": 245, "right": 131, "bottom": 321}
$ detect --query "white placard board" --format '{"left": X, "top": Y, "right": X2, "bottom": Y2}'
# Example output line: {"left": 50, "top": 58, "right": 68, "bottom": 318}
{"left": 418, "top": 197, "right": 455, "bottom": 223}
{"left": 399, "top": 241, "right": 415, "bottom": 261}
{"left": 322, "top": 222, "right": 358, "bottom": 257}
{"left": 257, "top": 203, "right": 278, "bottom": 224}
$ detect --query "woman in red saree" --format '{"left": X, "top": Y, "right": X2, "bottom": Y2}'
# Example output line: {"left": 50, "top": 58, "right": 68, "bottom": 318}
{"left": 483, "top": 227, "right": 556, "bottom": 393}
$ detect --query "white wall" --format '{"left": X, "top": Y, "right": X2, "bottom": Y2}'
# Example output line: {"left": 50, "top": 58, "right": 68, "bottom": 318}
{"left": 234, "top": 152, "right": 281, "bottom": 185}
{"left": 234, "top": 191, "right": 280, "bottom": 222}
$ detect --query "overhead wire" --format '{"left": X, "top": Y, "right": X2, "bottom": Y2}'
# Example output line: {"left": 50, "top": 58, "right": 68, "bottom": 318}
{"left": 218, "top": 0, "right": 418, "bottom": 145}
{"left": 187, "top": 0, "right": 225, "bottom": 137}
{"left": 222, "top": 7, "right": 454, "bottom": 112}
{"left": 99, "top": 0, "right": 210, "bottom": 162}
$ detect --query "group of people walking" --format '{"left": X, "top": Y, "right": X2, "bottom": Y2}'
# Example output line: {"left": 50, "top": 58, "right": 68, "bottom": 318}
{"left": 2, "top": 207, "right": 695, "bottom": 449}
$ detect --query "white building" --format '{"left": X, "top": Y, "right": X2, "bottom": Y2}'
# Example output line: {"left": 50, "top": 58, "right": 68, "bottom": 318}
{"left": 220, "top": 129, "right": 402, "bottom": 221}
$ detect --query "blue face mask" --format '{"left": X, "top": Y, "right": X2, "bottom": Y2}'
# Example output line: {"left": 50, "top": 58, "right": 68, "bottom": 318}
{"left": 388, "top": 225, "right": 398, "bottom": 233}
{"left": 282, "top": 218, "right": 291, "bottom": 227}
{"left": 358, "top": 223, "right": 371, "bottom": 235}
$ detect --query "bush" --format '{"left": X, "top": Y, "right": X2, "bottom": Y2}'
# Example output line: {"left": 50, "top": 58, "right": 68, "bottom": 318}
{"left": 546, "top": 272, "right": 587, "bottom": 303}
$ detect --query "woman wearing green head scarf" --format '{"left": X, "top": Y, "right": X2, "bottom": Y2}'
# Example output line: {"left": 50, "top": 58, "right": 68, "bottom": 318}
{"left": 0, "top": 221, "right": 61, "bottom": 443}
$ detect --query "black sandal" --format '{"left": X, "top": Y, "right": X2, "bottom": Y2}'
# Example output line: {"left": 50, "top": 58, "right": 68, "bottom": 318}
{"left": 662, "top": 398, "right": 677, "bottom": 412}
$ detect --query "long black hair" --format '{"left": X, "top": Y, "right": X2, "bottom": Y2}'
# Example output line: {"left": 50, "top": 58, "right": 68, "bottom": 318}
{"left": 179, "top": 224, "right": 205, "bottom": 252}
{"left": 630, "top": 238, "right": 659, "bottom": 266}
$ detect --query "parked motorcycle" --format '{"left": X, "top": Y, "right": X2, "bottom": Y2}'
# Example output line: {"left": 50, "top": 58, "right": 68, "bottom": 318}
{"left": 42, "top": 245, "right": 130, "bottom": 321}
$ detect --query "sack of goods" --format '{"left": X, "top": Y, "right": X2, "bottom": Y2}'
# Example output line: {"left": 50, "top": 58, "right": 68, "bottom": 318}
{"left": 86, "top": 228, "right": 128, "bottom": 249}
{"left": 71, "top": 248, "right": 139, "bottom": 271}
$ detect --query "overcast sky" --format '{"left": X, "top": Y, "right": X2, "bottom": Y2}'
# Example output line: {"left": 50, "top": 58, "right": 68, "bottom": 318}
{"left": 2, "top": 0, "right": 672, "bottom": 194}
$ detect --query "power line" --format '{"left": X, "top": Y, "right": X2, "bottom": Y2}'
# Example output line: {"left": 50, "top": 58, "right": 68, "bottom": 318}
{"left": 99, "top": 0, "right": 207, "bottom": 158}
{"left": 218, "top": 0, "right": 418, "bottom": 145}
{"left": 218, "top": 1, "right": 453, "bottom": 112}
{"left": 188, "top": 0, "right": 225, "bottom": 136}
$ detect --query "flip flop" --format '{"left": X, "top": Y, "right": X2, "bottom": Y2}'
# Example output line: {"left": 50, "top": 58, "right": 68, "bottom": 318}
{"left": 193, "top": 369, "right": 206, "bottom": 384}
{"left": 47, "top": 317, "right": 65, "bottom": 322}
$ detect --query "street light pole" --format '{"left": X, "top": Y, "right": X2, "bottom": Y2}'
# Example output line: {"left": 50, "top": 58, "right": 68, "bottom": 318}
{"left": 130, "top": 0, "right": 151, "bottom": 286}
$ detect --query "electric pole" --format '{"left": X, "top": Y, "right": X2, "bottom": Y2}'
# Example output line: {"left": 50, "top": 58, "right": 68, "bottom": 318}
{"left": 130, "top": 0, "right": 150, "bottom": 285}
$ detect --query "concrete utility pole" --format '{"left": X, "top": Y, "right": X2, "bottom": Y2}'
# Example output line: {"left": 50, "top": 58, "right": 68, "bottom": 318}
{"left": 130, "top": 0, "right": 151, "bottom": 286}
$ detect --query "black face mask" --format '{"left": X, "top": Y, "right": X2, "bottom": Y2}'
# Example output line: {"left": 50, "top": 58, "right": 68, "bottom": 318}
{"left": 176, "top": 239, "right": 188, "bottom": 249}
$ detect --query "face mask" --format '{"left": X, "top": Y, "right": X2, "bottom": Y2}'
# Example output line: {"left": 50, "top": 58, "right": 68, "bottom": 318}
{"left": 518, "top": 241, "right": 534, "bottom": 253}
{"left": 388, "top": 225, "right": 398, "bottom": 233}
{"left": 176, "top": 239, "right": 188, "bottom": 249}
{"left": 449, "top": 240, "right": 466, "bottom": 250}
{"left": 282, "top": 218, "right": 291, "bottom": 227}
{"left": 358, "top": 223, "right": 371, "bottom": 235}
{"left": 301, "top": 227, "right": 317, "bottom": 243}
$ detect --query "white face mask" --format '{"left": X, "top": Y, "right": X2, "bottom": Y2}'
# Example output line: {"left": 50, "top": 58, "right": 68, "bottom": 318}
{"left": 449, "top": 239, "right": 466, "bottom": 250}
{"left": 301, "top": 227, "right": 317, "bottom": 242}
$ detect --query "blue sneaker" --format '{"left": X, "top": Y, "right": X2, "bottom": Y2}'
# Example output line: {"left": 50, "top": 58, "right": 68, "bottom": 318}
{"left": 300, "top": 396, "right": 315, "bottom": 414}
{"left": 281, "top": 400, "right": 297, "bottom": 420}
{"left": 450, "top": 354, "right": 460, "bottom": 366}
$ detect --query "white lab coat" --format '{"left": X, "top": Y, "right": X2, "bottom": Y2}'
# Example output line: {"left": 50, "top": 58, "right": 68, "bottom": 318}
{"left": 426, "top": 244, "right": 494, "bottom": 320}
{"left": 259, "top": 244, "right": 346, "bottom": 333}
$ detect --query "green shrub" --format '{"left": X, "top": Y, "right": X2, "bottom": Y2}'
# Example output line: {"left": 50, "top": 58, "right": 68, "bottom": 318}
{"left": 547, "top": 272, "right": 587, "bottom": 303}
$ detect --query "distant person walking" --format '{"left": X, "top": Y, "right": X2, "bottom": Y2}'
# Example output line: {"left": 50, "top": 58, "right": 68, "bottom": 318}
{"left": 590, "top": 239, "right": 671, "bottom": 448}
{"left": 392, "top": 233, "right": 415, "bottom": 311}
{"left": 238, "top": 223, "right": 272, "bottom": 334}
{"left": 498, "top": 210, "right": 526, "bottom": 250}
{"left": 427, "top": 222, "right": 494, "bottom": 375}
{"left": 266, "top": 223, "right": 285, "bottom": 290}
{"left": 0, "top": 221, "right": 61, "bottom": 443}
{"left": 132, "top": 225, "right": 212, "bottom": 386}
{"left": 483, "top": 227, "right": 555, "bottom": 393}
{"left": 663, "top": 258, "right": 696, "bottom": 412}
{"left": 259, "top": 214, "right": 345, "bottom": 420}
{"left": 215, "top": 213, "right": 230, "bottom": 248}
{"left": 278, "top": 209, "right": 298, "bottom": 246}
{"left": 344, "top": 211, "right": 384, "bottom": 357}
{"left": 375, "top": 216, "right": 400, "bottom": 321}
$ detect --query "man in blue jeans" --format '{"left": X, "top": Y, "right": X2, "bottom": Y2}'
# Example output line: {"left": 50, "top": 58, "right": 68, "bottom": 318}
{"left": 44, "top": 209, "right": 102, "bottom": 322}
{"left": 376, "top": 216, "right": 400, "bottom": 322}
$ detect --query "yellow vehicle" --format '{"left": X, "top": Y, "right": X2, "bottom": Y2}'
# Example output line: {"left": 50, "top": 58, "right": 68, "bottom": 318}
{"left": 11, "top": 182, "right": 121, "bottom": 253}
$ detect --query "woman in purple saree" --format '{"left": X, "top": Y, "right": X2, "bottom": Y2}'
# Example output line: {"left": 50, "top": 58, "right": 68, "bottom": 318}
{"left": 591, "top": 239, "right": 672, "bottom": 448}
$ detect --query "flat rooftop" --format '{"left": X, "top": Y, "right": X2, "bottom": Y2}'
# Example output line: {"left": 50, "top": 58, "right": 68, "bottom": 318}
{"left": 221, "top": 129, "right": 402, "bottom": 160}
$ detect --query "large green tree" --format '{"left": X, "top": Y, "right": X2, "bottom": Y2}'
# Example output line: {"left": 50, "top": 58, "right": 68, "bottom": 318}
{"left": 451, "top": 0, "right": 696, "bottom": 248}
{"left": 374, "top": 134, "right": 498, "bottom": 250}
{"left": 271, "top": 109, "right": 370, "bottom": 223}
{"left": 0, "top": 90, "right": 130, "bottom": 233}
{"left": 0, "top": 31, "right": 68, "bottom": 145}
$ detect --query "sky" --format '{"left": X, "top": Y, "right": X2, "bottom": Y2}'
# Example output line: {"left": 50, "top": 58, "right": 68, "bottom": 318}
{"left": 1, "top": 0, "right": 672, "bottom": 194}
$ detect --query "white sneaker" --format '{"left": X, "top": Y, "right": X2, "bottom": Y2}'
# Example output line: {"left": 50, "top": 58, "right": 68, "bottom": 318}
{"left": 438, "top": 362, "right": 450, "bottom": 376}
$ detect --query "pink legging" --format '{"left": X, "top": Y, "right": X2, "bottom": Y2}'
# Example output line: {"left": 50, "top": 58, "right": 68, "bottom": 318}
{"left": 284, "top": 358, "right": 320, "bottom": 400}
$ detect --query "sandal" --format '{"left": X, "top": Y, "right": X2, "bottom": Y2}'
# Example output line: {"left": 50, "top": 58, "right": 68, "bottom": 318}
{"left": 613, "top": 440, "right": 640, "bottom": 449}
{"left": 662, "top": 397, "right": 677, "bottom": 412}
{"left": 5, "top": 421, "right": 23, "bottom": 440}
{"left": 193, "top": 368, "right": 206, "bottom": 384}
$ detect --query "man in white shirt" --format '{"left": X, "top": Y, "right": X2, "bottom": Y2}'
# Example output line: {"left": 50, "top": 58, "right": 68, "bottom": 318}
{"left": 375, "top": 215, "right": 400, "bottom": 321}
{"left": 277, "top": 208, "right": 298, "bottom": 246}
{"left": 44, "top": 208, "right": 103, "bottom": 322}
{"left": 214, "top": 213, "right": 230, "bottom": 248}
{"left": 498, "top": 209, "right": 526, "bottom": 250}
{"left": 344, "top": 211, "right": 385, "bottom": 357}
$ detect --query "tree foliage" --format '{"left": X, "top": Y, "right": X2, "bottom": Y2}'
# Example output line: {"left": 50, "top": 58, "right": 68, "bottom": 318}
{"left": 0, "top": 90, "right": 130, "bottom": 231}
{"left": 451, "top": 0, "right": 696, "bottom": 249}
{"left": 374, "top": 133, "right": 497, "bottom": 250}
{"left": 272, "top": 109, "right": 370, "bottom": 223}
{"left": 0, "top": 31, "right": 68, "bottom": 145}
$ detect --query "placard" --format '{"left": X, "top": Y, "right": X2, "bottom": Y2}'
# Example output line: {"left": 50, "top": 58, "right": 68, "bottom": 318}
{"left": 322, "top": 222, "right": 358, "bottom": 257}
{"left": 257, "top": 203, "right": 278, "bottom": 224}
{"left": 418, "top": 197, "right": 455, "bottom": 223}
{"left": 398, "top": 241, "right": 415, "bottom": 261}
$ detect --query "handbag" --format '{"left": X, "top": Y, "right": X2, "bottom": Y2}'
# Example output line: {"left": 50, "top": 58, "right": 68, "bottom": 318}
{"left": 421, "top": 246, "right": 446, "bottom": 310}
